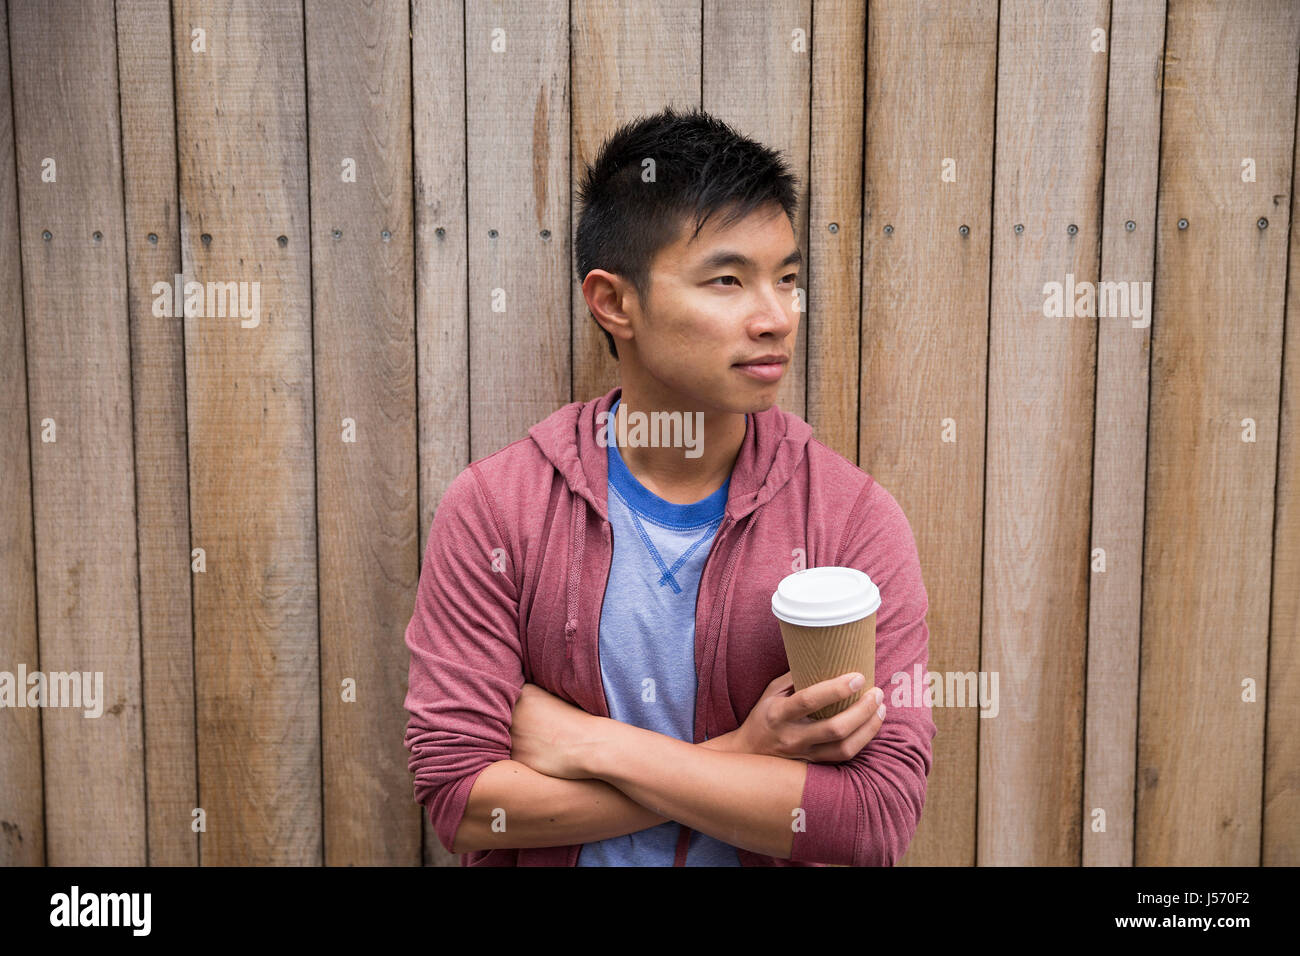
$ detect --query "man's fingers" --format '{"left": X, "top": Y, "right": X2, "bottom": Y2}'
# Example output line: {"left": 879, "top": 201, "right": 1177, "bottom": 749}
{"left": 811, "top": 695, "right": 887, "bottom": 763}
{"left": 798, "top": 684, "right": 882, "bottom": 745}
{"left": 836, "top": 698, "right": 888, "bottom": 759}
{"left": 781, "top": 672, "right": 870, "bottom": 722}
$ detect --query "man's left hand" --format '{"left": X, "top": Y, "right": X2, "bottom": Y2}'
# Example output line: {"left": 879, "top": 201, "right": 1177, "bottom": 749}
{"left": 508, "top": 682, "right": 605, "bottom": 780}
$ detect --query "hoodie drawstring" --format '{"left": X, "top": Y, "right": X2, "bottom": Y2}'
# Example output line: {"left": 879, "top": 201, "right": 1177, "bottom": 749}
{"left": 564, "top": 497, "right": 585, "bottom": 661}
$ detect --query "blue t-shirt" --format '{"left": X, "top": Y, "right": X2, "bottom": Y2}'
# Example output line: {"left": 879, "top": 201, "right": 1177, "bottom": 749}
{"left": 576, "top": 399, "right": 745, "bottom": 866}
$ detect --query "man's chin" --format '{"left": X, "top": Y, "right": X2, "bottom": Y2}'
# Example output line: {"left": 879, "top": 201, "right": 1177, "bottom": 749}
{"left": 716, "top": 388, "right": 778, "bottom": 416}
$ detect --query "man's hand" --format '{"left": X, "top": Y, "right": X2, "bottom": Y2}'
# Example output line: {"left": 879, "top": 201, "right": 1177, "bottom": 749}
{"left": 508, "top": 683, "right": 605, "bottom": 780}
{"left": 734, "top": 670, "right": 886, "bottom": 763}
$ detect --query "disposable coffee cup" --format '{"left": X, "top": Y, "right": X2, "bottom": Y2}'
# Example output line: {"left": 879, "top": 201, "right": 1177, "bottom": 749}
{"left": 771, "top": 566, "right": 880, "bottom": 720}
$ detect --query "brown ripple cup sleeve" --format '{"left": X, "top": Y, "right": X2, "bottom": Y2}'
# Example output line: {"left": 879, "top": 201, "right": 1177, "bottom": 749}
{"left": 771, "top": 566, "right": 881, "bottom": 721}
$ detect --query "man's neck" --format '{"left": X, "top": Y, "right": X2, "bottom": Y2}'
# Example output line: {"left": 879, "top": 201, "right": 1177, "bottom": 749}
{"left": 612, "top": 385, "right": 746, "bottom": 506}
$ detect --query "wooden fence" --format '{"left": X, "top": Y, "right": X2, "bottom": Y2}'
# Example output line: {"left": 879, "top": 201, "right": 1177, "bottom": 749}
{"left": 1, "top": 0, "right": 1296, "bottom": 866}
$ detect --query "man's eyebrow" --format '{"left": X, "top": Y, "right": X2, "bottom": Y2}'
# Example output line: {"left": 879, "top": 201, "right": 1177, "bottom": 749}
{"left": 695, "top": 248, "right": 803, "bottom": 272}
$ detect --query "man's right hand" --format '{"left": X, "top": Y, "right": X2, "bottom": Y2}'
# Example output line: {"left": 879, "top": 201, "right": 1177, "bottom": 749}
{"left": 734, "top": 670, "right": 886, "bottom": 764}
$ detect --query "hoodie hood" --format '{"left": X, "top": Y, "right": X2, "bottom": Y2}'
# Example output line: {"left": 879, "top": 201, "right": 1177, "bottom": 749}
{"left": 528, "top": 385, "right": 813, "bottom": 524}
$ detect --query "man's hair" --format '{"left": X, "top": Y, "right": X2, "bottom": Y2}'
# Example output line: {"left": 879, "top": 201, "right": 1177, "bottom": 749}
{"left": 574, "top": 105, "right": 800, "bottom": 361}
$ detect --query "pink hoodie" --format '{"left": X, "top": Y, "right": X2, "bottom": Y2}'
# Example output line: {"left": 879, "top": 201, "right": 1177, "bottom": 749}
{"left": 403, "top": 385, "right": 936, "bottom": 866}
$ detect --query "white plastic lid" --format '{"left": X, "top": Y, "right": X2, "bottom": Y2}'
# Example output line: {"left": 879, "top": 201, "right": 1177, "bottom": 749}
{"left": 771, "top": 566, "right": 880, "bottom": 627}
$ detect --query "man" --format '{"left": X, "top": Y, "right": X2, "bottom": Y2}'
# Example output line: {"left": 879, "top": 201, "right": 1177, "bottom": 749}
{"left": 403, "top": 106, "right": 936, "bottom": 866}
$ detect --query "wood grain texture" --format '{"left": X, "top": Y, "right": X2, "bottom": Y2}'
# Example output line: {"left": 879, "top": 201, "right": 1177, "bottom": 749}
{"left": 571, "top": 0, "right": 700, "bottom": 403}
{"left": 411, "top": 0, "right": 469, "bottom": 867}
{"left": 305, "top": 0, "right": 420, "bottom": 866}
{"left": 863, "top": 0, "right": 998, "bottom": 867}
{"left": 173, "top": 0, "right": 321, "bottom": 864}
{"left": 703, "top": 0, "right": 810, "bottom": 421}
{"left": 9, "top": 0, "right": 146, "bottom": 864}
{"left": 806, "top": 0, "right": 863, "bottom": 462}
{"left": 0, "top": 0, "right": 43, "bottom": 867}
{"left": 1264, "top": 55, "right": 1300, "bottom": 868}
{"left": 1082, "top": 0, "right": 1165, "bottom": 868}
{"left": 465, "top": 0, "right": 570, "bottom": 455}
{"left": 116, "top": 0, "right": 200, "bottom": 867}
{"left": 2, "top": 0, "right": 1295, "bottom": 868}
{"left": 978, "top": 0, "right": 1109, "bottom": 865}
{"left": 1137, "top": 0, "right": 1299, "bottom": 866}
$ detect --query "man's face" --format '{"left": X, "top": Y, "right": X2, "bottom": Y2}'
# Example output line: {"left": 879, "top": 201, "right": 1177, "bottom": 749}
{"left": 625, "top": 203, "right": 800, "bottom": 413}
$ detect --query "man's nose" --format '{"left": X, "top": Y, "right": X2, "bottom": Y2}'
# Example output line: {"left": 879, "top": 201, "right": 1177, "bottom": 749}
{"left": 751, "top": 287, "right": 797, "bottom": 336}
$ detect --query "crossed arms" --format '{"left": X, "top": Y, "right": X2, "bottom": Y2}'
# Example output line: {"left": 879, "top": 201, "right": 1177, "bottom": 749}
{"left": 450, "top": 719, "right": 801, "bottom": 857}
{"left": 450, "top": 673, "right": 883, "bottom": 858}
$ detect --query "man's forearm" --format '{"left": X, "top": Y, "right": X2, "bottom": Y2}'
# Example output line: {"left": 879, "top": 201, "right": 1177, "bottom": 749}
{"left": 580, "top": 719, "right": 808, "bottom": 859}
{"left": 451, "top": 732, "right": 741, "bottom": 853}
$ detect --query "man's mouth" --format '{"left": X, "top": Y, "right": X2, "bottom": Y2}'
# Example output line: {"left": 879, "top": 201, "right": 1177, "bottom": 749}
{"left": 733, "top": 356, "right": 788, "bottom": 382}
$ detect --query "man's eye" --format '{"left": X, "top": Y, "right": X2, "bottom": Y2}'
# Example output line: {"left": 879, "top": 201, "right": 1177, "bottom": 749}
{"left": 709, "top": 274, "right": 798, "bottom": 287}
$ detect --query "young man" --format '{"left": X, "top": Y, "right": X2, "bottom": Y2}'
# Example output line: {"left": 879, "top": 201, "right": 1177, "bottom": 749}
{"left": 403, "top": 106, "right": 936, "bottom": 866}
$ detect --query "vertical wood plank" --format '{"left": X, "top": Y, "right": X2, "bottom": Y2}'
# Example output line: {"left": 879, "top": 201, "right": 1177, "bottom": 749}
{"left": 305, "top": 0, "right": 420, "bottom": 865}
{"left": 465, "top": 0, "right": 570, "bottom": 454}
{"left": 173, "top": 0, "right": 321, "bottom": 864}
{"left": 9, "top": 0, "right": 146, "bottom": 864}
{"left": 115, "top": 0, "right": 199, "bottom": 867}
{"left": 806, "top": 0, "right": 863, "bottom": 462}
{"left": 979, "top": 0, "right": 1110, "bottom": 865}
{"left": 860, "top": 0, "right": 998, "bottom": 866}
{"left": 703, "top": 0, "right": 810, "bottom": 421}
{"left": 411, "top": 0, "right": 469, "bottom": 867}
{"left": 0, "top": 0, "right": 44, "bottom": 866}
{"left": 1082, "top": 0, "right": 1165, "bottom": 868}
{"left": 1264, "top": 66, "right": 1300, "bottom": 868}
{"left": 571, "top": 0, "right": 700, "bottom": 403}
{"left": 1138, "top": 0, "right": 1299, "bottom": 865}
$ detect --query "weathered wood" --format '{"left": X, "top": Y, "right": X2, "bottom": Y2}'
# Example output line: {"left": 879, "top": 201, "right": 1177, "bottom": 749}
{"left": 1263, "top": 54, "right": 1300, "bottom": 868}
{"left": 116, "top": 0, "right": 200, "bottom": 867}
{"left": 1082, "top": 0, "right": 1165, "bottom": 868}
{"left": 862, "top": 0, "right": 999, "bottom": 866}
{"left": 979, "top": 0, "right": 1110, "bottom": 865}
{"left": 0, "top": 0, "right": 44, "bottom": 867}
{"left": 807, "top": 0, "right": 864, "bottom": 461}
{"left": 9, "top": 0, "right": 146, "bottom": 865}
{"left": 1137, "top": 0, "right": 1298, "bottom": 865}
{"left": 305, "top": 0, "right": 421, "bottom": 866}
{"left": 173, "top": 0, "right": 321, "bottom": 864}
{"left": 465, "top": 0, "right": 571, "bottom": 454}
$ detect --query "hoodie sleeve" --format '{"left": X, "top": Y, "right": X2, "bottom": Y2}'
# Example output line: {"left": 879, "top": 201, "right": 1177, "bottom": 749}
{"left": 789, "top": 479, "right": 937, "bottom": 866}
{"left": 402, "top": 465, "right": 524, "bottom": 855}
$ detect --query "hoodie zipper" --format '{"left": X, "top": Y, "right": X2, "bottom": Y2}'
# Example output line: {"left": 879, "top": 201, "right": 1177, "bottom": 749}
{"left": 592, "top": 513, "right": 612, "bottom": 719}
{"left": 564, "top": 497, "right": 616, "bottom": 720}
{"left": 672, "top": 508, "right": 757, "bottom": 866}
{"left": 695, "top": 509, "right": 757, "bottom": 740}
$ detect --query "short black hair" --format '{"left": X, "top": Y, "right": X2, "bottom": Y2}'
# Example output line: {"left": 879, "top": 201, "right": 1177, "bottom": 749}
{"left": 574, "top": 106, "right": 800, "bottom": 360}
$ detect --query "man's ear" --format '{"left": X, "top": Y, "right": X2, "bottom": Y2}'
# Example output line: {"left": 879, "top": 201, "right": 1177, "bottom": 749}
{"left": 583, "top": 270, "right": 635, "bottom": 352}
